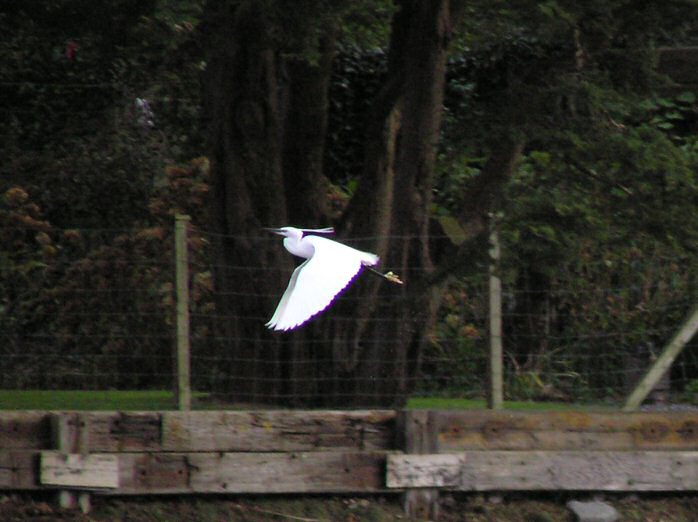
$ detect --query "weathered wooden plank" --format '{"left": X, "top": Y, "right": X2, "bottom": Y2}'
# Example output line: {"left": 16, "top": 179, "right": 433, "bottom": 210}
{"left": 387, "top": 454, "right": 466, "bottom": 488}
{"left": 435, "top": 411, "right": 698, "bottom": 451}
{"left": 463, "top": 451, "right": 698, "bottom": 491}
{"left": 40, "top": 452, "right": 119, "bottom": 489}
{"left": 0, "top": 412, "right": 52, "bottom": 449}
{"left": 187, "top": 451, "right": 386, "bottom": 494}
{"left": 161, "top": 410, "right": 395, "bottom": 452}
{"left": 0, "top": 410, "right": 394, "bottom": 453}
{"left": 85, "top": 412, "right": 162, "bottom": 452}
{"left": 0, "top": 451, "right": 40, "bottom": 489}
{"left": 387, "top": 451, "right": 698, "bottom": 491}
{"left": 99, "top": 451, "right": 388, "bottom": 494}
{"left": 8, "top": 449, "right": 698, "bottom": 495}
{"left": 117, "top": 453, "right": 190, "bottom": 492}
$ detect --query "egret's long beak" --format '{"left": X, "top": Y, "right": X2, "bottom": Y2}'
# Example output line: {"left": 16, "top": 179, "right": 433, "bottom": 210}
{"left": 264, "top": 228, "right": 285, "bottom": 236}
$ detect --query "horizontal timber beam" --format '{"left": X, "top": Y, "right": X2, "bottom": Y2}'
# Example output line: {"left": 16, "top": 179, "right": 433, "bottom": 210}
{"left": 388, "top": 450, "right": 698, "bottom": 491}
{"left": 37, "top": 451, "right": 389, "bottom": 495}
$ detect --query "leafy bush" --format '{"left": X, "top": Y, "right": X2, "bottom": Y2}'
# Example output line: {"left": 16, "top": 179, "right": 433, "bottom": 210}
{"left": 0, "top": 159, "right": 213, "bottom": 389}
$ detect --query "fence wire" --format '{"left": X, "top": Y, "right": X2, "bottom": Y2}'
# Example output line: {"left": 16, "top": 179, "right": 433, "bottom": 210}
{"left": 1, "top": 223, "right": 697, "bottom": 408}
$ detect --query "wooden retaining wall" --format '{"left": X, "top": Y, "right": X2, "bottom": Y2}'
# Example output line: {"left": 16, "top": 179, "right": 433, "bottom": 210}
{"left": 0, "top": 410, "right": 395, "bottom": 494}
{"left": 0, "top": 410, "right": 696, "bottom": 518}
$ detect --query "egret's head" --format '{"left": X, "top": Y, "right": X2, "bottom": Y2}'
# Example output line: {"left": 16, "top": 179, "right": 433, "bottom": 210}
{"left": 264, "top": 226, "right": 334, "bottom": 239}
{"left": 265, "top": 226, "right": 302, "bottom": 239}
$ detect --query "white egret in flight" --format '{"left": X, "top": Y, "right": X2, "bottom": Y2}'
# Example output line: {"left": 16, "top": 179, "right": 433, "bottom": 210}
{"left": 265, "top": 227, "right": 401, "bottom": 331}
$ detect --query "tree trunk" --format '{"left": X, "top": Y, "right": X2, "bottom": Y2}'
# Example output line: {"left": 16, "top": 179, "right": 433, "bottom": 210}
{"left": 314, "top": 0, "right": 457, "bottom": 406}
{"left": 202, "top": 1, "right": 343, "bottom": 404}
{"left": 201, "top": 1, "right": 291, "bottom": 402}
{"left": 282, "top": 30, "right": 337, "bottom": 226}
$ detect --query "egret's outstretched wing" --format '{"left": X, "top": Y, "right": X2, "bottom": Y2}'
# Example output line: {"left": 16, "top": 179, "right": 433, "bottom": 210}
{"left": 266, "top": 236, "right": 378, "bottom": 331}
{"left": 265, "top": 260, "right": 308, "bottom": 330}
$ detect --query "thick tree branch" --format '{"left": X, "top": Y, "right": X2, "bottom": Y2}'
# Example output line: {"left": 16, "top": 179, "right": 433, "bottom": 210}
{"left": 429, "top": 138, "right": 525, "bottom": 285}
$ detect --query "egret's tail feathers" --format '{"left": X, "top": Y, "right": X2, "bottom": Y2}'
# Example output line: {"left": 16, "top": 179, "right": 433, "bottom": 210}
{"left": 362, "top": 252, "right": 379, "bottom": 266}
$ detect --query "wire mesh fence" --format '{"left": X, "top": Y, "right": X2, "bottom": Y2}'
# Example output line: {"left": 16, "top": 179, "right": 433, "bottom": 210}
{"left": 1, "top": 219, "right": 697, "bottom": 408}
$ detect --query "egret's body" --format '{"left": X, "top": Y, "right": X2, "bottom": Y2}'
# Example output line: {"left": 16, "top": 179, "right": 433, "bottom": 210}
{"left": 266, "top": 227, "right": 379, "bottom": 331}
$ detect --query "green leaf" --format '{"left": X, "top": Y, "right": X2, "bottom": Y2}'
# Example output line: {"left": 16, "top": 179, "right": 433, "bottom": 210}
{"left": 676, "top": 91, "right": 696, "bottom": 104}
{"left": 538, "top": 1, "right": 557, "bottom": 19}
{"left": 437, "top": 215, "right": 467, "bottom": 246}
{"left": 638, "top": 99, "right": 658, "bottom": 111}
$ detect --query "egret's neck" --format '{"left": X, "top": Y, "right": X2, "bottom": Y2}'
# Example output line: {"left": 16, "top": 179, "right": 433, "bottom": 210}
{"left": 283, "top": 235, "right": 313, "bottom": 259}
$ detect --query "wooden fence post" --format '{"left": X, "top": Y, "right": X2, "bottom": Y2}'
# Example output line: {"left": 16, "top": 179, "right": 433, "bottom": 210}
{"left": 397, "top": 410, "right": 440, "bottom": 520}
{"left": 488, "top": 215, "right": 503, "bottom": 409}
{"left": 624, "top": 304, "right": 698, "bottom": 411}
{"left": 50, "top": 413, "right": 91, "bottom": 513}
{"left": 174, "top": 214, "right": 192, "bottom": 411}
